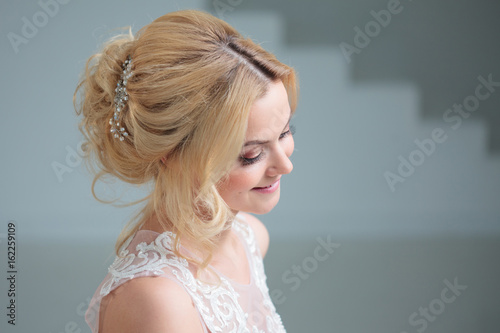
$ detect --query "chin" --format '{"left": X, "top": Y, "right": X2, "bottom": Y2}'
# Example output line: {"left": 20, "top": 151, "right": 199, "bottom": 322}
{"left": 247, "top": 196, "right": 280, "bottom": 215}
{"left": 246, "top": 207, "right": 272, "bottom": 215}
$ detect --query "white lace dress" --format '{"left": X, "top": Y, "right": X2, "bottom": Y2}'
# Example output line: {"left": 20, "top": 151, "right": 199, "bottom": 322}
{"left": 85, "top": 214, "right": 287, "bottom": 333}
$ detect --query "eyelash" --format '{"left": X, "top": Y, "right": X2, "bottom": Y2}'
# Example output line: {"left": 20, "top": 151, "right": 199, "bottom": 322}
{"left": 239, "top": 125, "right": 296, "bottom": 166}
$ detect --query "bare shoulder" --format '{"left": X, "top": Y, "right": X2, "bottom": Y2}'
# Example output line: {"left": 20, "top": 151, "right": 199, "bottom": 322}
{"left": 100, "top": 276, "right": 203, "bottom": 333}
{"left": 238, "top": 212, "right": 270, "bottom": 258}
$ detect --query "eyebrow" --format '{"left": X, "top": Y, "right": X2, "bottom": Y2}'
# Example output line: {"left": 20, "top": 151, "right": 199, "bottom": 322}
{"left": 243, "top": 112, "right": 292, "bottom": 147}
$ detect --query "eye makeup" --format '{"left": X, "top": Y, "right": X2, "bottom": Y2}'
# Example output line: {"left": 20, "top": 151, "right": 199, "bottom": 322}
{"left": 239, "top": 125, "right": 295, "bottom": 166}
{"left": 240, "top": 152, "right": 264, "bottom": 166}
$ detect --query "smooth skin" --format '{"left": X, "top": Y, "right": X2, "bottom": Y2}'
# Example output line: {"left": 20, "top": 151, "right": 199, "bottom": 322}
{"left": 100, "top": 81, "right": 293, "bottom": 332}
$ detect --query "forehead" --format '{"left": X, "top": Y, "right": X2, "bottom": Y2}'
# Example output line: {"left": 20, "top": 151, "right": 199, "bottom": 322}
{"left": 245, "top": 81, "right": 291, "bottom": 138}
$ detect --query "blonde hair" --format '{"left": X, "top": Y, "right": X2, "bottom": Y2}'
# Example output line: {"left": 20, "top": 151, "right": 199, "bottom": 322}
{"left": 74, "top": 9, "right": 298, "bottom": 277}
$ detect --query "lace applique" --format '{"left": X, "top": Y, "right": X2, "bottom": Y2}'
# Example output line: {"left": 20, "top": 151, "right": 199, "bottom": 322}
{"left": 100, "top": 230, "right": 184, "bottom": 297}
{"left": 99, "top": 217, "right": 286, "bottom": 333}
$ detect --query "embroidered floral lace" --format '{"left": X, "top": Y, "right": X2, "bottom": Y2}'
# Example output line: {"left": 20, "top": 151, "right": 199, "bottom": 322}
{"left": 85, "top": 214, "right": 286, "bottom": 332}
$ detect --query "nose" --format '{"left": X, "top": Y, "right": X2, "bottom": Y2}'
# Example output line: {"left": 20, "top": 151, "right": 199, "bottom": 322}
{"left": 267, "top": 143, "right": 294, "bottom": 176}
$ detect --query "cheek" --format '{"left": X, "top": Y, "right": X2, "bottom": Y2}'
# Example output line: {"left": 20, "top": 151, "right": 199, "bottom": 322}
{"left": 219, "top": 168, "right": 260, "bottom": 196}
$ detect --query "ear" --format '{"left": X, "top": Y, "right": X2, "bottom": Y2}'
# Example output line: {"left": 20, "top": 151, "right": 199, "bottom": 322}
{"left": 161, "top": 156, "right": 168, "bottom": 165}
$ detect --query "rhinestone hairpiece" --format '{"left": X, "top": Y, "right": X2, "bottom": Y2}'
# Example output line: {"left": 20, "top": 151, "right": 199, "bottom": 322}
{"left": 110, "top": 55, "right": 132, "bottom": 141}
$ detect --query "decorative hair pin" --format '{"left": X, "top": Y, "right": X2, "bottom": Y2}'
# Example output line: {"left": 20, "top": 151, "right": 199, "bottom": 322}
{"left": 110, "top": 55, "right": 133, "bottom": 141}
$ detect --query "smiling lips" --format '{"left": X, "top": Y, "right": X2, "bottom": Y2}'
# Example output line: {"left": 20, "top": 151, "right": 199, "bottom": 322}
{"left": 252, "top": 179, "right": 280, "bottom": 193}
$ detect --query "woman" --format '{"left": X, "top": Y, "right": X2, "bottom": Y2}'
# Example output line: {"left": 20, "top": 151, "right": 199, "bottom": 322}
{"left": 75, "top": 9, "right": 298, "bottom": 333}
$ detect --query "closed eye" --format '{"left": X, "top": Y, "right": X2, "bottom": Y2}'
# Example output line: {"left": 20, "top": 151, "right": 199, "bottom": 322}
{"left": 279, "top": 124, "right": 296, "bottom": 139}
{"left": 239, "top": 124, "right": 295, "bottom": 166}
{"left": 239, "top": 153, "right": 263, "bottom": 166}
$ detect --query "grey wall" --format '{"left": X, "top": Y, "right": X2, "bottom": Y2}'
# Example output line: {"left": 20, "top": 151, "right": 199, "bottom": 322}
{"left": 0, "top": 0, "right": 499, "bottom": 332}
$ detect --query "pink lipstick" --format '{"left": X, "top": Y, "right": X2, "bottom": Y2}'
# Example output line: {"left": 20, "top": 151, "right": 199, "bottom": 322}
{"left": 252, "top": 179, "right": 280, "bottom": 194}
